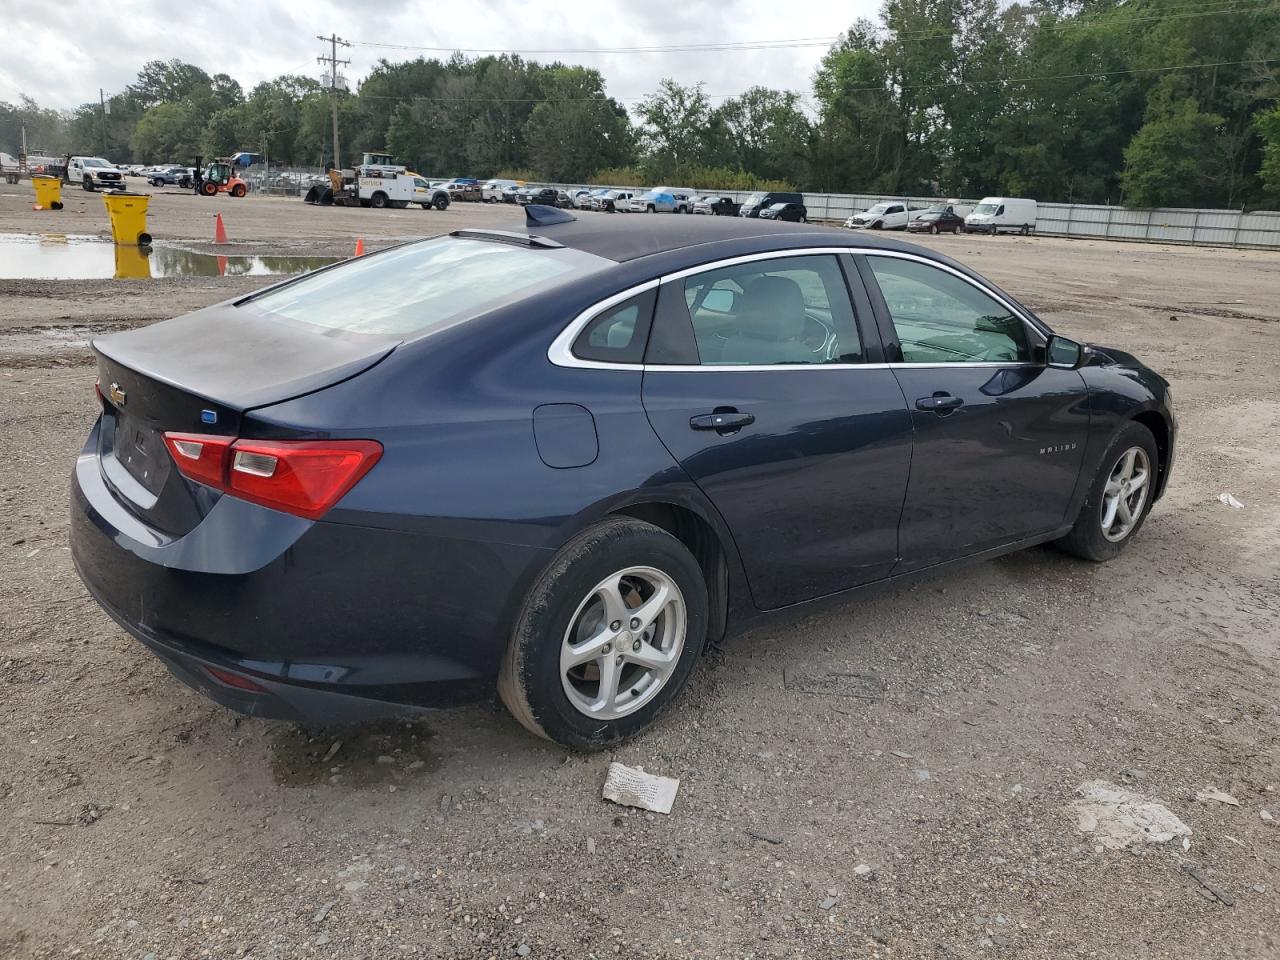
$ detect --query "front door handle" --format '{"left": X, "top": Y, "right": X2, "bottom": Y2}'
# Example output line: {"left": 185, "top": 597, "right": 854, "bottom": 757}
{"left": 690, "top": 411, "right": 755, "bottom": 432}
{"left": 916, "top": 394, "right": 964, "bottom": 412}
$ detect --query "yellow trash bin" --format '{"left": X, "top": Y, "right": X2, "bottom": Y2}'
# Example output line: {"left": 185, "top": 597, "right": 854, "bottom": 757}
{"left": 31, "top": 175, "right": 64, "bottom": 210}
{"left": 102, "top": 191, "right": 152, "bottom": 246}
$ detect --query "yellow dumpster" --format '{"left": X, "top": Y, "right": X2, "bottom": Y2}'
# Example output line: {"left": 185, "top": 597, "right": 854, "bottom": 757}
{"left": 31, "top": 175, "right": 64, "bottom": 210}
{"left": 102, "top": 191, "right": 152, "bottom": 246}
{"left": 114, "top": 245, "right": 153, "bottom": 280}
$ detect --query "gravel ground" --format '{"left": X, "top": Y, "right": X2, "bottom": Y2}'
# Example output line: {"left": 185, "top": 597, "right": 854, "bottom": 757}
{"left": 1, "top": 186, "right": 1278, "bottom": 959}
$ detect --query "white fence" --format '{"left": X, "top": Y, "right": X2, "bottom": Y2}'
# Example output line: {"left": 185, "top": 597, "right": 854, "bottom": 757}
{"left": 538, "top": 182, "right": 1280, "bottom": 250}
{"left": 244, "top": 169, "right": 1280, "bottom": 250}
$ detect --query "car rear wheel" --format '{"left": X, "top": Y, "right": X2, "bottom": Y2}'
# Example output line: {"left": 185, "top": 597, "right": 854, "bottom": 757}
{"left": 1055, "top": 421, "right": 1159, "bottom": 562}
{"left": 231, "top": 184, "right": 246, "bottom": 198}
{"left": 370, "top": 192, "right": 388, "bottom": 209}
{"left": 498, "top": 518, "right": 708, "bottom": 751}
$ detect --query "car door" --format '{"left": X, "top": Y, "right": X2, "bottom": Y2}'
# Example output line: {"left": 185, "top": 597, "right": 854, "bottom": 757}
{"left": 641, "top": 252, "right": 913, "bottom": 610}
{"left": 857, "top": 253, "right": 1090, "bottom": 570}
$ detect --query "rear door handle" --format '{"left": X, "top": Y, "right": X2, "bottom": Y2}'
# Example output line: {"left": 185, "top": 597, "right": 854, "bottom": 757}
{"left": 690, "top": 411, "right": 755, "bottom": 432}
{"left": 915, "top": 394, "right": 964, "bottom": 412}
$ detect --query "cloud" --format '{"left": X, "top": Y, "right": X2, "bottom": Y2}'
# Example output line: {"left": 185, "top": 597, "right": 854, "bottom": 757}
{"left": 1, "top": 0, "right": 873, "bottom": 110}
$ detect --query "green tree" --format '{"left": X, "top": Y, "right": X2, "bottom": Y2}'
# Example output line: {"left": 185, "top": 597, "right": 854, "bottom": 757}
{"left": 637, "top": 80, "right": 725, "bottom": 178}
{"left": 1121, "top": 98, "right": 1224, "bottom": 207}
{"left": 131, "top": 100, "right": 206, "bottom": 162}
{"left": 526, "top": 67, "right": 634, "bottom": 181}
{"left": 1252, "top": 105, "right": 1280, "bottom": 204}
{"left": 713, "top": 87, "right": 811, "bottom": 184}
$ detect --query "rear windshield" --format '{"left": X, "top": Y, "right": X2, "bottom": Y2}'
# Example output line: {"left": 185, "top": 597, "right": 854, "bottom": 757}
{"left": 245, "top": 237, "right": 601, "bottom": 336}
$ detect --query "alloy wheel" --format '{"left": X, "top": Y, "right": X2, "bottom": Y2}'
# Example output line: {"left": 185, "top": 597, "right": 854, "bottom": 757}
{"left": 1100, "top": 446, "right": 1151, "bottom": 542}
{"left": 560, "top": 566, "right": 686, "bottom": 720}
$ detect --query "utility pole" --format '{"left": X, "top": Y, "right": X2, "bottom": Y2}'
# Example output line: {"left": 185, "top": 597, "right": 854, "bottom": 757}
{"left": 317, "top": 34, "right": 350, "bottom": 171}
{"left": 99, "top": 88, "right": 108, "bottom": 156}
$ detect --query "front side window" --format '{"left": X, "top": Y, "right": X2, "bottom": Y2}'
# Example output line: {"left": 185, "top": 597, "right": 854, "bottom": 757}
{"left": 675, "top": 255, "right": 862, "bottom": 366}
{"left": 867, "top": 256, "right": 1032, "bottom": 364}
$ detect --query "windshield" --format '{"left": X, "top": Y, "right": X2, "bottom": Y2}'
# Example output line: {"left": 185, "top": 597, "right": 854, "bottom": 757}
{"left": 864, "top": 203, "right": 890, "bottom": 215}
{"left": 246, "top": 238, "right": 602, "bottom": 336}
{"left": 744, "top": 193, "right": 765, "bottom": 204}
{"left": 925, "top": 205, "right": 948, "bottom": 214}
{"left": 974, "top": 202, "right": 999, "bottom": 215}
{"left": 84, "top": 158, "right": 110, "bottom": 168}
{"left": 917, "top": 211, "right": 940, "bottom": 219}
{"left": 769, "top": 203, "right": 787, "bottom": 210}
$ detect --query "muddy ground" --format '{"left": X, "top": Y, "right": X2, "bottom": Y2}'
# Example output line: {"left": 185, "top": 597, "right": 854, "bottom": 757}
{"left": 1, "top": 186, "right": 1278, "bottom": 960}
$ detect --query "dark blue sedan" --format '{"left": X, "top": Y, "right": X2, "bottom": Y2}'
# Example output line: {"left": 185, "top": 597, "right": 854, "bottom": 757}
{"left": 71, "top": 208, "right": 1175, "bottom": 750}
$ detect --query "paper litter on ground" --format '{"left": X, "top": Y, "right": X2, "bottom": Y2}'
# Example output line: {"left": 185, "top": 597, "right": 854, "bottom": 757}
{"left": 602, "top": 762, "right": 680, "bottom": 814}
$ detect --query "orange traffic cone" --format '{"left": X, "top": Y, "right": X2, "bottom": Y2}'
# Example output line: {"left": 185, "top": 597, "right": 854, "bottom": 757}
{"left": 214, "top": 213, "right": 228, "bottom": 244}
{"left": 354, "top": 238, "right": 365, "bottom": 257}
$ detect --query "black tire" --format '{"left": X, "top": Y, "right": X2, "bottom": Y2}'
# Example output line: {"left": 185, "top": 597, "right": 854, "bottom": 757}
{"left": 1055, "top": 421, "right": 1159, "bottom": 562}
{"left": 50, "top": 201, "right": 63, "bottom": 210}
{"left": 930, "top": 224, "right": 939, "bottom": 235}
{"left": 498, "top": 517, "right": 709, "bottom": 751}
{"left": 871, "top": 220, "right": 882, "bottom": 229}
{"left": 231, "top": 183, "right": 246, "bottom": 198}
{"left": 82, "top": 177, "right": 94, "bottom": 192}
{"left": 370, "top": 192, "right": 388, "bottom": 209}
{"left": 200, "top": 181, "right": 217, "bottom": 197}
{"left": 434, "top": 194, "right": 449, "bottom": 210}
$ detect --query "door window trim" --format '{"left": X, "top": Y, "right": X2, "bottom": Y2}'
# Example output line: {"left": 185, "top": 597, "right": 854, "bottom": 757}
{"left": 547, "top": 247, "right": 1050, "bottom": 371}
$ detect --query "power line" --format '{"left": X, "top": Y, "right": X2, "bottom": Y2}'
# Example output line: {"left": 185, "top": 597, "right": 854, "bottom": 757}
{"left": 342, "top": 57, "right": 1280, "bottom": 107}
{"left": 346, "top": 1, "right": 1278, "bottom": 56}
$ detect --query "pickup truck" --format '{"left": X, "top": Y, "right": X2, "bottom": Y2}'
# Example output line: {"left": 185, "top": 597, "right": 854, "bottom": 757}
{"left": 843, "top": 201, "right": 927, "bottom": 230}
{"left": 66, "top": 156, "right": 127, "bottom": 192}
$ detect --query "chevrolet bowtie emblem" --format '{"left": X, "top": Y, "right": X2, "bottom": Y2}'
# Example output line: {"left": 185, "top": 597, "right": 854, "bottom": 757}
{"left": 108, "top": 382, "right": 127, "bottom": 406}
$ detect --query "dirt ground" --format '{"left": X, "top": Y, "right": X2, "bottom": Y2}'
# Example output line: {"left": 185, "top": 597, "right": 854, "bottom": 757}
{"left": 1, "top": 186, "right": 1278, "bottom": 960}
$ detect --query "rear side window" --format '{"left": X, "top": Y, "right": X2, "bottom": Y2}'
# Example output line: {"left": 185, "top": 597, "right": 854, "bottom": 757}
{"left": 246, "top": 237, "right": 603, "bottom": 336}
{"left": 665, "top": 254, "right": 862, "bottom": 366}
{"left": 572, "top": 289, "right": 657, "bottom": 364}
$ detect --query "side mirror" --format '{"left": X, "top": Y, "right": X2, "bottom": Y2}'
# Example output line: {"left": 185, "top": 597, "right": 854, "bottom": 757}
{"left": 1046, "top": 335, "right": 1085, "bottom": 369}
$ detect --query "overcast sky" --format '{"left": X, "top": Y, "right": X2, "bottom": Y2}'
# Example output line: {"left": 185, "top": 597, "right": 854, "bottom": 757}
{"left": 0, "top": 0, "right": 880, "bottom": 112}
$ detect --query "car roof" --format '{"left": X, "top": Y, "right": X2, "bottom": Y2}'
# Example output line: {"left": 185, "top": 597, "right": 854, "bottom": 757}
{"left": 529, "top": 210, "right": 918, "bottom": 265}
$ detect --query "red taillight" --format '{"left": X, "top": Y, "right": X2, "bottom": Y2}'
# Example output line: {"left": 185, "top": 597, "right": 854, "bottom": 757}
{"left": 162, "top": 432, "right": 234, "bottom": 488}
{"left": 203, "top": 665, "right": 267, "bottom": 692}
{"left": 161, "top": 433, "right": 382, "bottom": 520}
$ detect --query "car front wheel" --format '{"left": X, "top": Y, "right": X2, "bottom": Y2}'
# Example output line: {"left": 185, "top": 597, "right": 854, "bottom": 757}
{"left": 499, "top": 518, "right": 708, "bottom": 750}
{"left": 1056, "top": 421, "right": 1159, "bottom": 561}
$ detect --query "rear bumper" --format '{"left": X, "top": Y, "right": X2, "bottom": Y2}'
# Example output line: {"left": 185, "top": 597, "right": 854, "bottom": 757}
{"left": 70, "top": 426, "right": 550, "bottom": 724}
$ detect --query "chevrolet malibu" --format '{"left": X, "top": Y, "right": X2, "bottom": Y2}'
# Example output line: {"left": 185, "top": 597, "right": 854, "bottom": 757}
{"left": 71, "top": 208, "right": 1175, "bottom": 750}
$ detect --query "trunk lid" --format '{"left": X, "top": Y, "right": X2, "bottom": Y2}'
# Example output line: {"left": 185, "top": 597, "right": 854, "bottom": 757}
{"left": 91, "top": 300, "right": 399, "bottom": 537}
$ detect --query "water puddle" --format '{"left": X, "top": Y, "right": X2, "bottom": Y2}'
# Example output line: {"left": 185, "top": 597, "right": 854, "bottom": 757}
{"left": 0, "top": 234, "right": 337, "bottom": 280}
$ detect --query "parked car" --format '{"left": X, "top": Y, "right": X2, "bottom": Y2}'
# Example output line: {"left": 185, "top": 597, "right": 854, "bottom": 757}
{"left": 567, "top": 189, "right": 595, "bottom": 208}
{"left": 965, "top": 197, "right": 1038, "bottom": 235}
{"left": 519, "top": 187, "right": 560, "bottom": 206}
{"left": 694, "top": 195, "right": 740, "bottom": 216}
{"left": 907, "top": 202, "right": 971, "bottom": 234}
{"left": 759, "top": 201, "right": 808, "bottom": 223}
{"left": 668, "top": 190, "right": 697, "bottom": 213}
{"left": 500, "top": 184, "right": 521, "bottom": 203}
{"left": 844, "top": 201, "right": 927, "bottom": 230}
{"left": 71, "top": 209, "right": 1175, "bottom": 750}
{"left": 148, "top": 166, "right": 193, "bottom": 188}
{"left": 632, "top": 190, "right": 678, "bottom": 213}
{"left": 581, "top": 188, "right": 612, "bottom": 210}
{"left": 739, "top": 190, "right": 803, "bottom": 218}
{"left": 65, "top": 156, "right": 126, "bottom": 192}
{"left": 603, "top": 190, "right": 634, "bottom": 212}
{"left": 440, "top": 179, "right": 482, "bottom": 202}
{"left": 555, "top": 190, "right": 576, "bottom": 209}
{"left": 482, "top": 179, "right": 520, "bottom": 202}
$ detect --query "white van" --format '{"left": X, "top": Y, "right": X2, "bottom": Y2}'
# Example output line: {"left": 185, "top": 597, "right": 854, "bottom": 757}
{"left": 965, "top": 197, "right": 1037, "bottom": 235}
